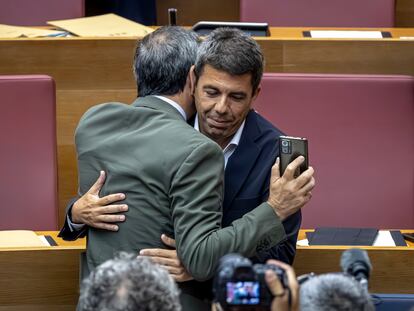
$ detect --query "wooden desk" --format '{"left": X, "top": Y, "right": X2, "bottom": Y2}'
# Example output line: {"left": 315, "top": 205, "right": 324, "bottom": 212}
{"left": 0, "top": 29, "right": 413, "bottom": 227}
{"left": 0, "top": 231, "right": 85, "bottom": 311}
{"left": 0, "top": 230, "right": 412, "bottom": 309}
{"left": 294, "top": 230, "right": 414, "bottom": 294}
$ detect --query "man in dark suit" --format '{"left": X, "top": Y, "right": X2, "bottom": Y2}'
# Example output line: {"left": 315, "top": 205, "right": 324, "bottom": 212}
{"left": 61, "top": 26, "right": 314, "bottom": 310}
{"left": 191, "top": 27, "right": 299, "bottom": 265}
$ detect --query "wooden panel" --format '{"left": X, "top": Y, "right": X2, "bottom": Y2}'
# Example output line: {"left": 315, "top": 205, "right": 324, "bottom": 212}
{"left": 0, "top": 39, "right": 136, "bottom": 90}
{"left": 0, "top": 232, "right": 85, "bottom": 311}
{"left": 277, "top": 40, "right": 414, "bottom": 75}
{"left": 156, "top": 0, "right": 239, "bottom": 26}
{"left": 396, "top": 0, "right": 414, "bottom": 27}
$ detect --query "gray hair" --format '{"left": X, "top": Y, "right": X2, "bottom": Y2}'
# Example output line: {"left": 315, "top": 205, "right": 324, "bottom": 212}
{"left": 300, "top": 273, "right": 375, "bottom": 311}
{"left": 133, "top": 26, "right": 200, "bottom": 97}
{"left": 194, "top": 27, "right": 264, "bottom": 94}
{"left": 78, "top": 253, "right": 181, "bottom": 311}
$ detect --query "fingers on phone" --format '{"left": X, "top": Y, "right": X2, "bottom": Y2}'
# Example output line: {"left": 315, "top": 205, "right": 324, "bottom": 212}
{"left": 283, "top": 156, "right": 305, "bottom": 179}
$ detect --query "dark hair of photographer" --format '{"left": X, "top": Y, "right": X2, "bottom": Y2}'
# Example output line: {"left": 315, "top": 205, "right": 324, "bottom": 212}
{"left": 77, "top": 253, "right": 181, "bottom": 311}
{"left": 300, "top": 273, "right": 375, "bottom": 311}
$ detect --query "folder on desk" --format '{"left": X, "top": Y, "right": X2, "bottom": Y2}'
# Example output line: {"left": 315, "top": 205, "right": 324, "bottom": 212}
{"left": 47, "top": 14, "right": 153, "bottom": 37}
{"left": 306, "top": 228, "right": 408, "bottom": 246}
{"left": 0, "top": 24, "right": 66, "bottom": 38}
{"left": 307, "top": 227, "right": 378, "bottom": 246}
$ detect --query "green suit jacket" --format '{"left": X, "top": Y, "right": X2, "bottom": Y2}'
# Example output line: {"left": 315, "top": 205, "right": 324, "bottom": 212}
{"left": 75, "top": 96, "right": 286, "bottom": 305}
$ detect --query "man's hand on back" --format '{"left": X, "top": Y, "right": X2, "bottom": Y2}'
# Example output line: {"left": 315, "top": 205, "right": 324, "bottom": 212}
{"left": 139, "top": 234, "right": 193, "bottom": 282}
{"left": 71, "top": 171, "right": 128, "bottom": 231}
{"left": 267, "top": 156, "right": 315, "bottom": 221}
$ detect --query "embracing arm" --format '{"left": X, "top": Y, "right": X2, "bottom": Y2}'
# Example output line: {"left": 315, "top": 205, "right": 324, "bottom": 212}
{"left": 142, "top": 153, "right": 313, "bottom": 281}
{"left": 171, "top": 141, "right": 284, "bottom": 281}
{"left": 58, "top": 171, "right": 128, "bottom": 241}
{"left": 254, "top": 210, "right": 302, "bottom": 265}
{"left": 171, "top": 141, "right": 314, "bottom": 281}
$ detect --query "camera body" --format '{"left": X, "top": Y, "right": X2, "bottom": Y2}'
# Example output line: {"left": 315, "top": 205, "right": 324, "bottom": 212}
{"left": 214, "top": 254, "right": 287, "bottom": 310}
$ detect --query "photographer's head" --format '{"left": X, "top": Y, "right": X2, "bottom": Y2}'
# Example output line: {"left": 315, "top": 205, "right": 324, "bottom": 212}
{"left": 300, "top": 273, "right": 374, "bottom": 311}
{"left": 78, "top": 253, "right": 181, "bottom": 311}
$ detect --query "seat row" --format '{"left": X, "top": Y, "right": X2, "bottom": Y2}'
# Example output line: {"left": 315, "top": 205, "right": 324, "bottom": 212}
{"left": 0, "top": 73, "right": 412, "bottom": 230}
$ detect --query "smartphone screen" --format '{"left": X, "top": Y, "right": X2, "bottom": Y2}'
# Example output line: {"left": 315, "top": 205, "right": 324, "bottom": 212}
{"left": 279, "top": 136, "right": 309, "bottom": 177}
{"left": 226, "top": 281, "right": 260, "bottom": 305}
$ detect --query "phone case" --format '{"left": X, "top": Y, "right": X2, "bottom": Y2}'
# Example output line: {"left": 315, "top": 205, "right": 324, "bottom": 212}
{"left": 279, "top": 136, "right": 309, "bottom": 177}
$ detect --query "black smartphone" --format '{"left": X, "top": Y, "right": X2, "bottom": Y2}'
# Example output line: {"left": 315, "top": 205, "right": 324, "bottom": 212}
{"left": 402, "top": 233, "right": 414, "bottom": 243}
{"left": 279, "top": 136, "right": 309, "bottom": 177}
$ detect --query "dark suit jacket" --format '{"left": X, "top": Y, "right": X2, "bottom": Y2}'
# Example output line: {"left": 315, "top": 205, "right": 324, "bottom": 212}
{"left": 223, "top": 110, "right": 301, "bottom": 265}
{"left": 185, "top": 110, "right": 302, "bottom": 306}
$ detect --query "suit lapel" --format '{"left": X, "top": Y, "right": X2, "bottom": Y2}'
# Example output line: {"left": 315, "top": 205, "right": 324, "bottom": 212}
{"left": 223, "top": 111, "right": 261, "bottom": 209}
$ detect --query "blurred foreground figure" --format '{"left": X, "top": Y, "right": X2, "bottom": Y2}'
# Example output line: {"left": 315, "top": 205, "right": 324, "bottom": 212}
{"left": 78, "top": 253, "right": 181, "bottom": 311}
{"left": 300, "top": 273, "right": 374, "bottom": 311}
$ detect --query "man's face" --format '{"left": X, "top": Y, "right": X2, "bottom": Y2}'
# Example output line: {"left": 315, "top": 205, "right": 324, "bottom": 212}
{"left": 193, "top": 65, "right": 260, "bottom": 148}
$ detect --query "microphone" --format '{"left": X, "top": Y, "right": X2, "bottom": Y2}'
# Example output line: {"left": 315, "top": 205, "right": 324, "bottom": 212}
{"left": 168, "top": 8, "right": 177, "bottom": 26}
{"left": 340, "top": 248, "right": 372, "bottom": 289}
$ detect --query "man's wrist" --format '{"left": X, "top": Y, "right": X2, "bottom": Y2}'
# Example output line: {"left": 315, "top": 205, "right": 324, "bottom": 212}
{"left": 70, "top": 203, "right": 82, "bottom": 224}
{"left": 266, "top": 199, "right": 285, "bottom": 221}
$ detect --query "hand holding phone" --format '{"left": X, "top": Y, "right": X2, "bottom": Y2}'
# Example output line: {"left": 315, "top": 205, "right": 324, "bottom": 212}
{"left": 279, "top": 136, "right": 309, "bottom": 177}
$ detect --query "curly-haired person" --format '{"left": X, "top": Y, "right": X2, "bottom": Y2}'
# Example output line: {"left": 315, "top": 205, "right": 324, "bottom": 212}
{"left": 78, "top": 253, "right": 181, "bottom": 311}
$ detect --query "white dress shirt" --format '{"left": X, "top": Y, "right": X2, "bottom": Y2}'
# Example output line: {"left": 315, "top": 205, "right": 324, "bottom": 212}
{"left": 194, "top": 114, "right": 245, "bottom": 168}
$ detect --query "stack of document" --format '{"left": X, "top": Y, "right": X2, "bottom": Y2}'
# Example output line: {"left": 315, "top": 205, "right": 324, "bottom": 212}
{"left": 0, "top": 24, "right": 66, "bottom": 38}
{"left": 0, "top": 14, "right": 153, "bottom": 38}
{"left": 48, "top": 14, "right": 153, "bottom": 37}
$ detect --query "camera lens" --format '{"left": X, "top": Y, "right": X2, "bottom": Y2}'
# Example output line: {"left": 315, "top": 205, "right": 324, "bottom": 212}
{"left": 282, "top": 147, "right": 289, "bottom": 154}
{"left": 281, "top": 140, "right": 289, "bottom": 147}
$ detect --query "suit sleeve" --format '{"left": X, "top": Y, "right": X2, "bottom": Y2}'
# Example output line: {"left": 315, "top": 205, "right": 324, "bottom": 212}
{"left": 253, "top": 210, "right": 301, "bottom": 265}
{"left": 170, "top": 141, "right": 286, "bottom": 281}
{"left": 57, "top": 197, "right": 88, "bottom": 241}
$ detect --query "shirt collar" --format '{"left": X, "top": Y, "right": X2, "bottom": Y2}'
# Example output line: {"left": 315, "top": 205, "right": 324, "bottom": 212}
{"left": 154, "top": 95, "right": 187, "bottom": 120}
{"left": 194, "top": 113, "right": 246, "bottom": 150}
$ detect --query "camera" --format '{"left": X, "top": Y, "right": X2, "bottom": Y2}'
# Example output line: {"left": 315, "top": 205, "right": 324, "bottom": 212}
{"left": 213, "top": 254, "right": 287, "bottom": 310}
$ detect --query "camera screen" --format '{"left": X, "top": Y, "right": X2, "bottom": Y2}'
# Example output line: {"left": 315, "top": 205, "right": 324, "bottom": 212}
{"left": 226, "top": 281, "right": 260, "bottom": 305}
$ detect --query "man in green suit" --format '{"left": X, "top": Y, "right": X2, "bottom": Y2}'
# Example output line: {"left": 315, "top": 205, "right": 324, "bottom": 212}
{"left": 62, "top": 26, "right": 313, "bottom": 309}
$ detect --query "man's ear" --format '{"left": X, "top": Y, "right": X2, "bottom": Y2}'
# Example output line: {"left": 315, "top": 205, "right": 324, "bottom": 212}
{"left": 189, "top": 65, "right": 196, "bottom": 95}
{"left": 252, "top": 85, "right": 261, "bottom": 102}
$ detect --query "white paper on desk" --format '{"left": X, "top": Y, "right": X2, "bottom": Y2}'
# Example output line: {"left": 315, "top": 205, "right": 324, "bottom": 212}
{"left": 373, "top": 230, "right": 396, "bottom": 247}
{"left": 0, "top": 24, "right": 66, "bottom": 38}
{"left": 48, "top": 13, "right": 154, "bottom": 37}
{"left": 297, "top": 239, "right": 309, "bottom": 246}
{"left": 0, "top": 230, "right": 46, "bottom": 247}
{"left": 309, "top": 30, "right": 384, "bottom": 39}
{"left": 38, "top": 235, "right": 52, "bottom": 246}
